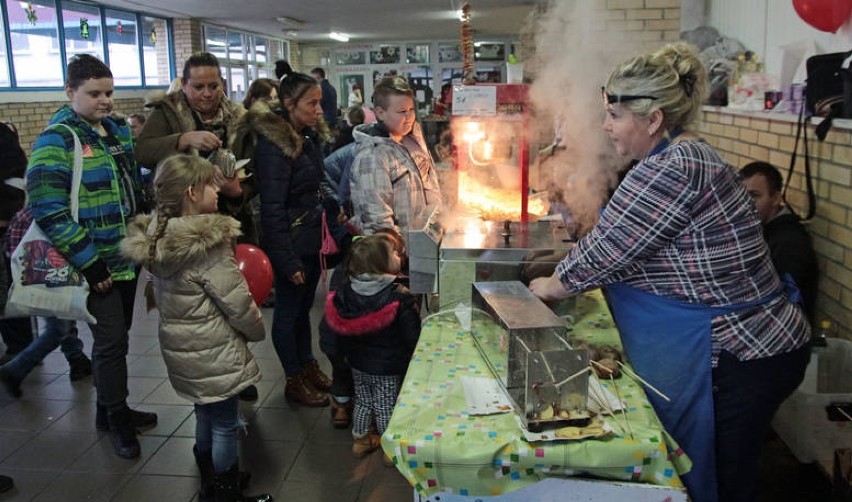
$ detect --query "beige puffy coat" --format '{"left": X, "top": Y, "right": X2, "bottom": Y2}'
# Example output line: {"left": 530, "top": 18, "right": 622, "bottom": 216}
{"left": 122, "top": 213, "right": 265, "bottom": 404}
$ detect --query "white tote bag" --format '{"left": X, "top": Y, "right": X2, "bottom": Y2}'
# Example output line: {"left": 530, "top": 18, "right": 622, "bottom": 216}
{"left": 5, "top": 124, "right": 96, "bottom": 324}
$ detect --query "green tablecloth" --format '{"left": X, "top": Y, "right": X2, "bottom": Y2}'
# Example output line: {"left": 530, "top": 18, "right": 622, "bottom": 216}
{"left": 382, "top": 290, "right": 691, "bottom": 498}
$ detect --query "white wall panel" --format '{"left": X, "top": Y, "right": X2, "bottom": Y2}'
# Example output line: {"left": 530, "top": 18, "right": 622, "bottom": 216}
{"left": 708, "top": 0, "right": 850, "bottom": 81}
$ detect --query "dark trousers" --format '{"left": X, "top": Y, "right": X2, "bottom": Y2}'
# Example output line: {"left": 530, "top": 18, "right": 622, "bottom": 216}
{"left": 271, "top": 256, "right": 321, "bottom": 375}
{"left": 325, "top": 350, "right": 354, "bottom": 399}
{"left": 0, "top": 246, "right": 33, "bottom": 354}
{"left": 713, "top": 344, "right": 810, "bottom": 502}
{"left": 86, "top": 278, "right": 137, "bottom": 413}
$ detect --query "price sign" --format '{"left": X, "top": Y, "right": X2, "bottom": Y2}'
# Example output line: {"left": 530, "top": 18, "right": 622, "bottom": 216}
{"left": 452, "top": 86, "right": 497, "bottom": 116}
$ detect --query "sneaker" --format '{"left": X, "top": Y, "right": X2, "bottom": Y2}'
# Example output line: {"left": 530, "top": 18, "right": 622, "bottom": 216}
{"left": 96, "top": 403, "right": 158, "bottom": 432}
{"left": 0, "top": 367, "right": 22, "bottom": 398}
{"left": 68, "top": 356, "right": 92, "bottom": 382}
{"left": 352, "top": 434, "right": 380, "bottom": 458}
{"left": 238, "top": 385, "right": 259, "bottom": 401}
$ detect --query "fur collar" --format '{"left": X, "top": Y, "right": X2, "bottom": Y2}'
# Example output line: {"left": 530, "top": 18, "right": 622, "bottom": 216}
{"left": 146, "top": 90, "right": 244, "bottom": 145}
{"left": 233, "top": 101, "right": 302, "bottom": 159}
{"left": 122, "top": 213, "right": 241, "bottom": 275}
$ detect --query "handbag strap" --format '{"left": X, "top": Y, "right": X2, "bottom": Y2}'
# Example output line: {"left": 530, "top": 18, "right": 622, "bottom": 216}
{"left": 784, "top": 106, "right": 816, "bottom": 220}
{"left": 47, "top": 124, "right": 84, "bottom": 222}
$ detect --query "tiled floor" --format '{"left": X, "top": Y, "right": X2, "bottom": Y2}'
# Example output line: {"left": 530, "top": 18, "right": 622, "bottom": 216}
{"left": 0, "top": 282, "right": 413, "bottom": 502}
{"left": 0, "top": 280, "right": 835, "bottom": 502}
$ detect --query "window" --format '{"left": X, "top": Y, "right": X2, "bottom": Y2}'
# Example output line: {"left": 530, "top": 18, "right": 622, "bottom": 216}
{"left": 1, "top": 1, "right": 173, "bottom": 89}
{"left": 105, "top": 9, "right": 140, "bottom": 86}
{"left": 204, "top": 26, "right": 228, "bottom": 62}
{"left": 62, "top": 1, "right": 103, "bottom": 62}
{"left": 7, "top": 0, "right": 63, "bottom": 87}
{"left": 142, "top": 16, "right": 170, "bottom": 86}
{"left": 0, "top": 17, "right": 9, "bottom": 87}
{"left": 202, "top": 24, "right": 289, "bottom": 101}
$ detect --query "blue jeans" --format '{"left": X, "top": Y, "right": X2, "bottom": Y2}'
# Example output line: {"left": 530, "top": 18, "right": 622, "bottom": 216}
{"left": 1, "top": 317, "right": 85, "bottom": 381}
{"left": 271, "top": 256, "right": 321, "bottom": 375}
{"left": 195, "top": 396, "right": 239, "bottom": 473}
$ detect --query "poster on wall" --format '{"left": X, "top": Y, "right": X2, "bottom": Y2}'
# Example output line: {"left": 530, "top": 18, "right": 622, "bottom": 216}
{"left": 370, "top": 45, "right": 400, "bottom": 64}
{"left": 438, "top": 43, "right": 462, "bottom": 63}
{"left": 372, "top": 68, "right": 399, "bottom": 84}
{"left": 340, "top": 74, "right": 365, "bottom": 108}
{"left": 406, "top": 45, "right": 430, "bottom": 64}
{"left": 336, "top": 50, "right": 366, "bottom": 65}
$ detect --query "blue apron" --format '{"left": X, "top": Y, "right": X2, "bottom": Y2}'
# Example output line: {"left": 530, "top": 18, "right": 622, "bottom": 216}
{"left": 605, "top": 277, "right": 800, "bottom": 502}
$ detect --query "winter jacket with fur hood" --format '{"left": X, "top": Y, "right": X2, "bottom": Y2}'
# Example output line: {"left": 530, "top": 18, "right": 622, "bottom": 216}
{"left": 121, "top": 213, "right": 265, "bottom": 404}
{"left": 137, "top": 90, "right": 244, "bottom": 169}
{"left": 324, "top": 279, "right": 421, "bottom": 376}
{"left": 349, "top": 121, "right": 442, "bottom": 245}
{"left": 235, "top": 103, "right": 332, "bottom": 278}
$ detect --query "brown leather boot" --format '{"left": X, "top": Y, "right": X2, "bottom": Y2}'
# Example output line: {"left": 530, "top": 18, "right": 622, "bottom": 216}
{"left": 330, "top": 399, "right": 353, "bottom": 429}
{"left": 352, "top": 433, "right": 380, "bottom": 458}
{"left": 285, "top": 373, "right": 329, "bottom": 407}
{"left": 301, "top": 360, "right": 332, "bottom": 392}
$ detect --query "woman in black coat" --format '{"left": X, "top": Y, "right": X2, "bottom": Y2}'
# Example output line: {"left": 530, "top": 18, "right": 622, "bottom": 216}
{"left": 247, "top": 63, "right": 335, "bottom": 407}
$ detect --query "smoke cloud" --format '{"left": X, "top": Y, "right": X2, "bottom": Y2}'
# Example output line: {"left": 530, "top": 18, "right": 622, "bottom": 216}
{"left": 526, "top": 0, "right": 636, "bottom": 235}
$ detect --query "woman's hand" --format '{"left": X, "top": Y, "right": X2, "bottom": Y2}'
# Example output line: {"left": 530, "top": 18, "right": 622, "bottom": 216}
{"left": 290, "top": 270, "right": 305, "bottom": 285}
{"left": 336, "top": 207, "right": 348, "bottom": 224}
{"left": 219, "top": 175, "right": 243, "bottom": 198}
{"left": 178, "top": 131, "right": 221, "bottom": 152}
{"left": 529, "top": 273, "right": 570, "bottom": 302}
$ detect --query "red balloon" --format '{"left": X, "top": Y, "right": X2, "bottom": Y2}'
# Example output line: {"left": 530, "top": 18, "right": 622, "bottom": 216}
{"left": 793, "top": 0, "right": 852, "bottom": 33}
{"left": 235, "top": 244, "right": 273, "bottom": 306}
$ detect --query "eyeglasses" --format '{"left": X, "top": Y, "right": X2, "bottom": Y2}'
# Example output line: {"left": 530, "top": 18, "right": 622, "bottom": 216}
{"left": 601, "top": 86, "right": 658, "bottom": 105}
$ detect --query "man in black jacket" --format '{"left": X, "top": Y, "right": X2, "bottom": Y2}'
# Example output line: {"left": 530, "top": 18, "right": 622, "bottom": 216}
{"left": 741, "top": 162, "right": 818, "bottom": 321}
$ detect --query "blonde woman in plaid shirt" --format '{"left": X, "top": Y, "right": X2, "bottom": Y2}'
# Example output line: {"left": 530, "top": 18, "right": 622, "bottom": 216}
{"left": 531, "top": 43, "right": 810, "bottom": 502}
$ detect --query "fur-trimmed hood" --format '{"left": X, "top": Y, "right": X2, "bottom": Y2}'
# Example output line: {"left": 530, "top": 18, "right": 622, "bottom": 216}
{"left": 122, "top": 212, "right": 241, "bottom": 277}
{"left": 233, "top": 101, "right": 304, "bottom": 160}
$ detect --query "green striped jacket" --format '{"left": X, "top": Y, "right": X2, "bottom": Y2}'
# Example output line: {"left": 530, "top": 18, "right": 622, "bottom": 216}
{"left": 26, "top": 105, "right": 144, "bottom": 282}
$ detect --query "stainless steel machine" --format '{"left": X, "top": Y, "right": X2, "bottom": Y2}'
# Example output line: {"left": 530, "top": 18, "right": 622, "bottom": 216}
{"left": 408, "top": 213, "right": 574, "bottom": 308}
{"left": 470, "top": 281, "right": 590, "bottom": 431}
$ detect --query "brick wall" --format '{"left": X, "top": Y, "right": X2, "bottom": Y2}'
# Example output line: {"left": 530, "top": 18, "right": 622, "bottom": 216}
{"left": 699, "top": 109, "right": 852, "bottom": 338}
{"left": 172, "top": 18, "right": 203, "bottom": 75}
{"left": 1, "top": 98, "right": 146, "bottom": 154}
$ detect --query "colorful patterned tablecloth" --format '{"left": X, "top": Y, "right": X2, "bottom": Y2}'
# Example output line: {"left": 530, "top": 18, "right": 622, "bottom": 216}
{"left": 382, "top": 290, "right": 691, "bottom": 498}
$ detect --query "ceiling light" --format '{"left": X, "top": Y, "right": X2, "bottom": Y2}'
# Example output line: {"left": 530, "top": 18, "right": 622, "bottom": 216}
{"left": 276, "top": 16, "right": 304, "bottom": 26}
{"left": 329, "top": 32, "right": 350, "bottom": 42}
{"left": 456, "top": 9, "right": 465, "bottom": 21}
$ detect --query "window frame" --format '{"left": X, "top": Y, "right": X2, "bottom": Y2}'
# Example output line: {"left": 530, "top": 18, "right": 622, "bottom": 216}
{"left": 0, "top": 0, "right": 174, "bottom": 91}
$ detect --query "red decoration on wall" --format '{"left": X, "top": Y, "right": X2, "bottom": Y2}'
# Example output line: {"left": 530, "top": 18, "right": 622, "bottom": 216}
{"left": 117, "top": 21, "right": 123, "bottom": 34}
{"left": 792, "top": 0, "right": 852, "bottom": 33}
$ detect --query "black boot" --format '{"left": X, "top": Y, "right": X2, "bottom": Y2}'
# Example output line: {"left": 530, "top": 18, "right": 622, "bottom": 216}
{"left": 213, "top": 464, "right": 272, "bottom": 502}
{"left": 96, "top": 403, "right": 158, "bottom": 432}
{"left": 193, "top": 446, "right": 215, "bottom": 502}
{"left": 194, "top": 446, "right": 251, "bottom": 500}
{"left": 107, "top": 407, "right": 140, "bottom": 459}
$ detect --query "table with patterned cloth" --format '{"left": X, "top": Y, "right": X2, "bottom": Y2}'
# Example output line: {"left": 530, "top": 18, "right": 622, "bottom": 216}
{"left": 381, "top": 289, "right": 691, "bottom": 498}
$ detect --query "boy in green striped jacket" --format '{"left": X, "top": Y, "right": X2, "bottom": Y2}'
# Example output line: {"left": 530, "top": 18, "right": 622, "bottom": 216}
{"left": 24, "top": 54, "right": 156, "bottom": 459}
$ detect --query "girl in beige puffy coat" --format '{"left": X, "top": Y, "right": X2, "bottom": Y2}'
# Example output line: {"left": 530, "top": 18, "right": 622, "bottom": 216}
{"left": 121, "top": 154, "right": 271, "bottom": 502}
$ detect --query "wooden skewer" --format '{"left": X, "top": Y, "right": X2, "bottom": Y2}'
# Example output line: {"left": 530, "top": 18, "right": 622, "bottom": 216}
{"left": 837, "top": 406, "right": 852, "bottom": 422}
{"left": 589, "top": 359, "right": 614, "bottom": 375}
{"left": 588, "top": 387, "right": 625, "bottom": 435}
{"left": 610, "top": 373, "right": 633, "bottom": 439}
{"left": 615, "top": 360, "right": 671, "bottom": 402}
{"left": 554, "top": 366, "right": 592, "bottom": 388}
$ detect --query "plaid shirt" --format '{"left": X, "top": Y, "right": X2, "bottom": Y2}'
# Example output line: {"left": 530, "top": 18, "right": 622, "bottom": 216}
{"left": 5, "top": 207, "right": 31, "bottom": 258}
{"left": 557, "top": 140, "right": 810, "bottom": 365}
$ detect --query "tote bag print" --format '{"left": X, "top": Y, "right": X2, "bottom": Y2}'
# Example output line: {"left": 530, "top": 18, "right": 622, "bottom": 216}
{"left": 5, "top": 123, "right": 96, "bottom": 324}
{"left": 7, "top": 223, "right": 95, "bottom": 324}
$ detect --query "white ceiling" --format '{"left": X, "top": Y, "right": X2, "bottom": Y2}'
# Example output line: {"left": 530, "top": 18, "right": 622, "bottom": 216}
{"left": 98, "top": 0, "right": 542, "bottom": 44}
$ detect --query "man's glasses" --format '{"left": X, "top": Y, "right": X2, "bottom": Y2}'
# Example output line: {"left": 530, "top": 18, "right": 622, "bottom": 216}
{"left": 601, "top": 86, "right": 658, "bottom": 105}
